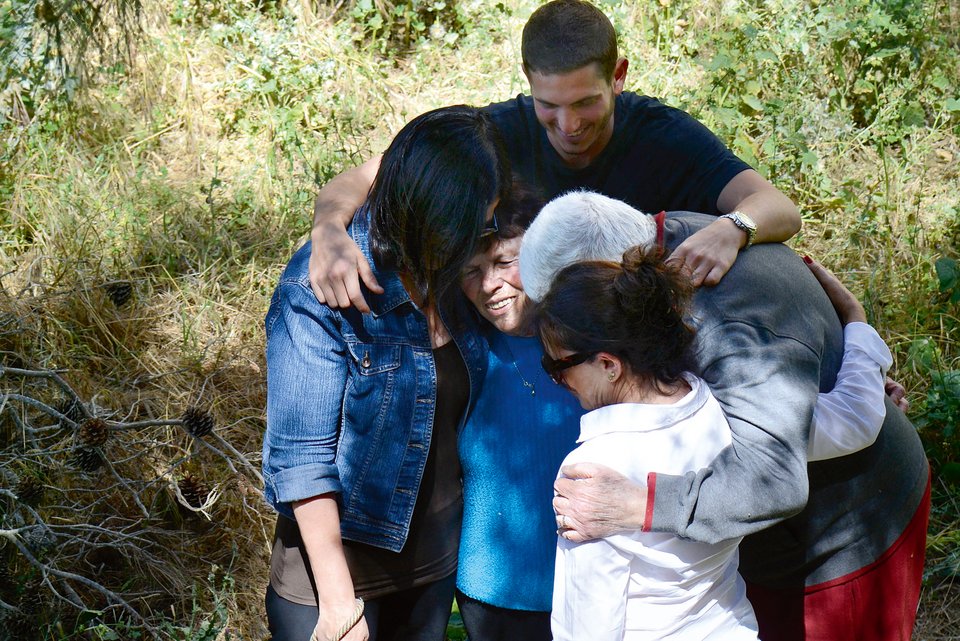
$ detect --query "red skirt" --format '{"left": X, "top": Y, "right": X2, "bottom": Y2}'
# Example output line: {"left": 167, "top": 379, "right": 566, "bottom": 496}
{"left": 746, "top": 473, "right": 931, "bottom": 641}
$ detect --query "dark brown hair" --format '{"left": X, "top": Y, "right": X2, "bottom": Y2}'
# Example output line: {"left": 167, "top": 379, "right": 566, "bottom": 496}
{"left": 521, "top": 0, "right": 618, "bottom": 79}
{"left": 536, "top": 245, "right": 697, "bottom": 392}
{"left": 368, "top": 105, "right": 511, "bottom": 306}
{"left": 476, "top": 182, "right": 545, "bottom": 254}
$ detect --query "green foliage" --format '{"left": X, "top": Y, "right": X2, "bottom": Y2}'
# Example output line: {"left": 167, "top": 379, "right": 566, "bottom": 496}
{"left": 912, "top": 256, "right": 960, "bottom": 480}
{"left": 663, "top": 0, "right": 959, "bottom": 212}
{"left": 937, "top": 258, "right": 960, "bottom": 304}
{"left": 346, "top": 0, "right": 478, "bottom": 53}
{"left": 0, "top": 0, "right": 142, "bottom": 116}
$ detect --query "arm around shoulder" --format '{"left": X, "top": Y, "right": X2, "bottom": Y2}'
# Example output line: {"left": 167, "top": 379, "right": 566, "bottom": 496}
{"left": 648, "top": 322, "right": 816, "bottom": 543}
{"left": 716, "top": 169, "right": 801, "bottom": 244}
{"left": 671, "top": 170, "right": 800, "bottom": 286}
{"left": 310, "top": 155, "right": 383, "bottom": 311}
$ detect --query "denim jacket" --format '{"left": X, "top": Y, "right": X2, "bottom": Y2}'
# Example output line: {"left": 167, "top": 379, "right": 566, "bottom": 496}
{"left": 262, "top": 209, "right": 487, "bottom": 552}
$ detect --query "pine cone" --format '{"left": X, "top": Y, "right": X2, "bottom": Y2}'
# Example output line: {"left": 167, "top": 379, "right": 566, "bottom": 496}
{"left": 104, "top": 281, "right": 133, "bottom": 307}
{"left": 178, "top": 472, "right": 209, "bottom": 509}
{"left": 71, "top": 447, "right": 103, "bottom": 473}
{"left": 14, "top": 476, "right": 44, "bottom": 507}
{"left": 181, "top": 407, "right": 214, "bottom": 437}
{"left": 55, "top": 398, "right": 85, "bottom": 424}
{"left": 77, "top": 417, "right": 109, "bottom": 448}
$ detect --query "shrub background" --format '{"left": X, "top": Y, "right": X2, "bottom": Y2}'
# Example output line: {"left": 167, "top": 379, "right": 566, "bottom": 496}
{"left": 1, "top": 0, "right": 958, "bottom": 638}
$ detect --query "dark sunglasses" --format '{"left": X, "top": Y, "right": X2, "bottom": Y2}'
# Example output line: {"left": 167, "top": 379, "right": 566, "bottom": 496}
{"left": 480, "top": 211, "right": 499, "bottom": 238}
{"left": 541, "top": 351, "right": 598, "bottom": 386}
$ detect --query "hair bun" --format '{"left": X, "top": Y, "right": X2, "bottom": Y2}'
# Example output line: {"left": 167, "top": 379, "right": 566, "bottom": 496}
{"left": 613, "top": 245, "right": 691, "bottom": 327}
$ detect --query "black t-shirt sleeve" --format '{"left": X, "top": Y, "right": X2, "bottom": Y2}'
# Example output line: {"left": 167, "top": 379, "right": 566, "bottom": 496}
{"left": 609, "top": 95, "right": 751, "bottom": 214}
{"left": 651, "top": 106, "right": 751, "bottom": 213}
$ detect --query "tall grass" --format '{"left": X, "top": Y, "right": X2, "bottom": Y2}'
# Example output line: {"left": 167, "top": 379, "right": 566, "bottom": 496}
{"left": 1, "top": 0, "right": 958, "bottom": 637}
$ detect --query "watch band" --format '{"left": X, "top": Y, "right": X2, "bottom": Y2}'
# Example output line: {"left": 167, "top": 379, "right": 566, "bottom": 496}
{"left": 720, "top": 211, "right": 757, "bottom": 249}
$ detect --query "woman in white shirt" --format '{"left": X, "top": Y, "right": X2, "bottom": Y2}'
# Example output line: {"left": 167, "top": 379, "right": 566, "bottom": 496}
{"left": 535, "top": 245, "right": 897, "bottom": 641}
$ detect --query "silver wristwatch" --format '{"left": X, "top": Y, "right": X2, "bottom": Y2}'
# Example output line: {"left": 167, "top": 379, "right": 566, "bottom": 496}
{"left": 719, "top": 211, "right": 757, "bottom": 248}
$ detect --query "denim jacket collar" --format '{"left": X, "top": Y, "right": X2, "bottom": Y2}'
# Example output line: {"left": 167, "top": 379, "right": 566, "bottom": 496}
{"left": 349, "top": 207, "right": 411, "bottom": 318}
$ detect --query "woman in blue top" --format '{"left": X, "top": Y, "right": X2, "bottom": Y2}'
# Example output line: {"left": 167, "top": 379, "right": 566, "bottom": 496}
{"left": 456, "top": 192, "right": 583, "bottom": 639}
{"left": 262, "top": 106, "right": 508, "bottom": 641}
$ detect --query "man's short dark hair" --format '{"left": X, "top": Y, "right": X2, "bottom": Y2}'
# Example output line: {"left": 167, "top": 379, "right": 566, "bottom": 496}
{"left": 521, "top": 0, "right": 618, "bottom": 79}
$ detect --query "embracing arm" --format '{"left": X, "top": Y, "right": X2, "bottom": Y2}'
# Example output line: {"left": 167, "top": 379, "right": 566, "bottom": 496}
{"left": 672, "top": 170, "right": 801, "bottom": 286}
{"left": 804, "top": 257, "right": 893, "bottom": 461}
{"left": 646, "top": 321, "right": 818, "bottom": 543}
{"left": 309, "top": 155, "right": 383, "bottom": 311}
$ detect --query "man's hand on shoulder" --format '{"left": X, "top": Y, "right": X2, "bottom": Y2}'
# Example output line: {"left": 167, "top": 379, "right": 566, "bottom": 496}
{"left": 669, "top": 220, "right": 743, "bottom": 286}
{"left": 309, "top": 221, "right": 382, "bottom": 313}
{"left": 308, "top": 155, "right": 384, "bottom": 312}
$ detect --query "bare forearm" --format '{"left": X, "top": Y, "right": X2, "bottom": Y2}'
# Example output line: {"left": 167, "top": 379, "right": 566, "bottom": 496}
{"left": 311, "top": 155, "right": 382, "bottom": 232}
{"left": 716, "top": 169, "right": 801, "bottom": 244}
{"left": 727, "top": 188, "right": 801, "bottom": 244}
{"left": 293, "top": 495, "right": 357, "bottom": 612}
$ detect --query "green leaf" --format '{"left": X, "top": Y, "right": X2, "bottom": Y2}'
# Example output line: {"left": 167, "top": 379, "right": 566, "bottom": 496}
{"left": 941, "top": 462, "right": 960, "bottom": 486}
{"left": 931, "top": 75, "right": 951, "bottom": 91}
{"left": 756, "top": 50, "right": 779, "bottom": 63}
{"left": 936, "top": 257, "right": 960, "bottom": 302}
{"left": 907, "top": 338, "right": 940, "bottom": 372}
{"left": 741, "top": 94, "right": 763, "bottom": 111}
{"left": 946, "top": 98, "right": 960, "bottom": 112}
{"left": 705, "top": 52, "right": 733, "bottom": 72}
{"left": 899, "top": 101, "right": 925, "bottom": 127}
{"left": 853, "top": 78, "right": 875, "bottom": 95}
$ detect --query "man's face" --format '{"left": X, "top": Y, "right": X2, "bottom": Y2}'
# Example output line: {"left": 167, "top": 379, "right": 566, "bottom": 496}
{"left": 527, "top": 60, "right": 627, "bottom": 170}
{"left": 461, "top": 236, "right": 533, "bottom": 336}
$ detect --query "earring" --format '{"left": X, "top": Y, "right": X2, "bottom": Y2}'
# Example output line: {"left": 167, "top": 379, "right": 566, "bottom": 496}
{"left": 608, "top": 373, "right": 615, "bottom": 381}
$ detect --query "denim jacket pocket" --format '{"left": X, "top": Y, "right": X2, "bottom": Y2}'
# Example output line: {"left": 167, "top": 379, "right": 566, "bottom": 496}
{"left": 346, "top": 341, "right": 402, "bottom": 376}
{"left": 339, "top": 341, "right": 418, "bottom": 533}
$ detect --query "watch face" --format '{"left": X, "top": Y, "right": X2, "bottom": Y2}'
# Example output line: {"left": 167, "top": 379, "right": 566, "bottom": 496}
{"left": 734, "top": 213, "right": 756, "bottom": 232}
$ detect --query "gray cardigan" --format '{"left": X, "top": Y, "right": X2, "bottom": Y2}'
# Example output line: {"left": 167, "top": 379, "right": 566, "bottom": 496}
{"left": 654, "top": 212, "right": 928, "bottom": 588}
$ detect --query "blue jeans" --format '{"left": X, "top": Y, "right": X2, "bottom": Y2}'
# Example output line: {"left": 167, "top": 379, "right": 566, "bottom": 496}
{"left": 266, "top": 574, "right": 457, "bottom": 641}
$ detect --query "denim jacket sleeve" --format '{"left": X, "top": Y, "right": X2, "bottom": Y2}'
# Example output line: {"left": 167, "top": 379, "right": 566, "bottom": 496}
{"left": 263, "top": 274, "right": 347, "bottom": 511}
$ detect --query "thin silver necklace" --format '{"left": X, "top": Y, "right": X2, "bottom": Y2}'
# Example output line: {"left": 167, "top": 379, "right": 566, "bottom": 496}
{"left": 502, "top": 337, "right": 538, "bottom": 396}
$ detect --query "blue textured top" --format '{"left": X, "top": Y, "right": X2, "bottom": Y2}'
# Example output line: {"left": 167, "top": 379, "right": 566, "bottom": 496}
{"left": 456, "top": 328, "right": 583, "bottom": 611}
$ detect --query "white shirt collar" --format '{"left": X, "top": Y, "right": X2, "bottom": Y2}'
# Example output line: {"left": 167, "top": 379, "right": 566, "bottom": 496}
{"left": 577, "top": 374, "right": 710, "bottom": 443}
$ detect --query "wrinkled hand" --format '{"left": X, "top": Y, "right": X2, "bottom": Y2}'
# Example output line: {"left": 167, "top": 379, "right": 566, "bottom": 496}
{"left": 803, "top": 256, "right": 867, "bottom": 325}
{"left": 668, "top": 218, "right": 743, "bottom": 286}
{"left": 309, "top": 222, "right": 383, "bottom": 313}
{"left": 885, "top": 376, "right": 909, "bottom": 412}
{"left": 552, "top": 462, "right": 647, "bottom": 543}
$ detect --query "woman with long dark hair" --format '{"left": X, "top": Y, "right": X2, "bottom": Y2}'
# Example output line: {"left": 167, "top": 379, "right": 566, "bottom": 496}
{"left": 261, "top": 105, "right": 509, "bottom": 641}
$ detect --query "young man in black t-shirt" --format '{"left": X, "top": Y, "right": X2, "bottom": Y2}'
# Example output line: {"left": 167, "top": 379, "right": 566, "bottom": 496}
{"left": 307, "top": 1, "right": 800, "bottom": 313}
